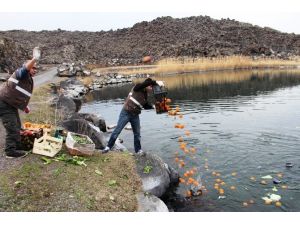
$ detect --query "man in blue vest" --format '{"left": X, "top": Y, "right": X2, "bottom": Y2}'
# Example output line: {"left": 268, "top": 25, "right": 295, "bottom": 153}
{"left": 0, "top": 47, "right": 41, "bottom": 158}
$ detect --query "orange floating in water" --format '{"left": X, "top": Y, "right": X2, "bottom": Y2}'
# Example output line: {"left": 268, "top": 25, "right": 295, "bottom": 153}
{"left": 249, "top": 199, "right": 255, "bottom": 204}
{"left": 185, "top": 130, "right": 190, "bottom": 136}
{"left": 216, "top": 173, "right": 221, "bottom": 177}
{"left": 179, "top": 114, "right": 183, "bottom": 119}
{"left": 230, "top": 186, "right": 236, "bottom": 190}
{"left": 277, "top": 173, "right": 283, "bottom": 178}
{"left": 275, "top": 201, "right": 282, "bottom": 207}
{"left": 179, "top": 178, "right": 185, "bottom": 183}
{"left": 212, "top": 171, "right": 217, "bottom": 176}
{"left": 193, "top": 181, "right": 199, "bottom": 186}
{"left": 215, "top": 178, "right": 222, "bottom": 183}
{"left": 190, "top": 147, "right": 196, "bottom": 153}
{"left": 264, "top": 199, "right": 272, "bottom": 205}
{"left": 178, "top": 136, "right": 184, "bottom": 142}
{"left": 260, "top": 180, "right": 267, "bottom": 185}
{"left": 231, "top": 172, "right": 237, "bottom": 176}
{"left": 186, "top": 190, "right": 192, "bottom": 197}
{"left": 175, "top": 157, "right": 179, "bottom": 162}
{"left": 219, "top": 188, "right": 225, "bottom": 195}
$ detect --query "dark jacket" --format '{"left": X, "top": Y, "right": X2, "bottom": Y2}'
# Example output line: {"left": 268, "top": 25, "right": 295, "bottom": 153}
{"left": 0, "top": 66, "right": 33, "bottom": 110}
{"left": 123, "top": 78, "right": 156, "bottom": 115}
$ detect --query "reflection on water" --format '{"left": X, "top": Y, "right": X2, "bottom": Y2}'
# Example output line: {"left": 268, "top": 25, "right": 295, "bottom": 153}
{"left": 82, "top": 69, "right": 300, "bottom": 212}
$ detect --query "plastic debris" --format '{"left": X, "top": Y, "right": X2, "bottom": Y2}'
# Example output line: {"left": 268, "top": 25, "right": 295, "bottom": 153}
{"left": 218, "top": 196, "right": 226, "bottom": 199}
{"left": 272, "top": 186, "right": 278, "bottom": 192}
{"left": 269, "top": 194, "right": 281, "bottom": 202}
{"left": 273, "top": 178, "right": 281, "bottom": 184}
{"left": 261, "top": 175, "right": 273, "bottom": 179}
{"left": 285, "top": 162, "right": 293, "bottom": 168}
{"left": 262, "top": 193, "right": 281, "bottom": 203}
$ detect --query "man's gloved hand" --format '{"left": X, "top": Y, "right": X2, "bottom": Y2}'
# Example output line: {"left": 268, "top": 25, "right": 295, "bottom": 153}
{"left": 156, "top": 81, "right": 165, "bottom": 86}
{"left": 24, "top": 106, "right": 30, "bottom": 114}
{"left": 33, "top": 47, "right": 41, "bottom": 61}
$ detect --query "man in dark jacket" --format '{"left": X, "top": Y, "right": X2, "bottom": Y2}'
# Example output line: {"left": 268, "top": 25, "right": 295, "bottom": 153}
{"left": 0, "top": 47, "right": 41, "bottom": 158}
{"left": 103, "top": 77, "right": 158, "bottom": 154}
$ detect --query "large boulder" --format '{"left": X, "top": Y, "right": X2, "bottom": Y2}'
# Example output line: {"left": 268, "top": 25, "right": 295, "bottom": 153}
{"left": 135, "top": 153, "right": 179, "bottom": 197}
{"left": 136, "top": 192, "right": 168, "bottom": 212}
{"left": 56, "top": 95, "right": 77, "bottom": 119}
{"left": 70, "top": 113, "right": 107, "bottom": 132}
{"left": 62, "top": 119, "right": 106, "bottom": 149}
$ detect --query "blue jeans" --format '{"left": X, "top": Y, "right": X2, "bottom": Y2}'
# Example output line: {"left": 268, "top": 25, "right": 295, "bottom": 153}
{"left": 107, "top": 108, "right": 141, "bottom": 152}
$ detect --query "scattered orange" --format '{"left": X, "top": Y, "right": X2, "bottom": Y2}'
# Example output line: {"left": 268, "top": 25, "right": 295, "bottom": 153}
{"left": 260, "top": 180, "right": 267, "bottom": 185}
{"left": 230, "top": 186, "right": 236, "bottom": 190}
{"left": 275, "top": 202, "right": 282, "bottom": 207}
{"left": 179, "top": 178, "right": 186, "bottom": 183}
{"left": 218, "top": 188, "right": 225, "bottom": 195}
{"left": 264, "top": 199, "right": 272, "bottom": 205}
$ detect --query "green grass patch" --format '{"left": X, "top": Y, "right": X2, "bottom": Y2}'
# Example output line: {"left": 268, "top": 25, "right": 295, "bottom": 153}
{"left": 0, "top": 151, "right": 141, "bottom": 211}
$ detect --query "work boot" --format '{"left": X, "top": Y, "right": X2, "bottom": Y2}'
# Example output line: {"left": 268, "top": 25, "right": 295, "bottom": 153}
{"left": 5, "top": 150, "right": 28, "bottom": 158}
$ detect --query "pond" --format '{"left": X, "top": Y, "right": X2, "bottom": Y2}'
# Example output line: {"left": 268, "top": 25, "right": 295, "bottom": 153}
{"left": 81, "top": 69, "right": 300, "bottom": 212}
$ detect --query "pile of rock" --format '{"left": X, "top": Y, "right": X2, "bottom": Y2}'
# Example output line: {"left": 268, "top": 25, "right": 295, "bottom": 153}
{"left": 57, "top": 62, "right": 91, "bottom": 77}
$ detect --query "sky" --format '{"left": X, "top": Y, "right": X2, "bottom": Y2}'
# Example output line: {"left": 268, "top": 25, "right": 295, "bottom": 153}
{"left": 0, "top": 0, "right": 300, "bottom": 34}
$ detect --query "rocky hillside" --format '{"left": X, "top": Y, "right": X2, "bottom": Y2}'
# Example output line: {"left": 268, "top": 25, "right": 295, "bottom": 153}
{"left": 1, "top": 15, "right": 300, "bottom": 73}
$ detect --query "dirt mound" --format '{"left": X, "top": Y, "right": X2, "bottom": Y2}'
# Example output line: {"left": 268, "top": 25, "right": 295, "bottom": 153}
{"left": 0, "top": 15, "right": 299, "bottom": 72}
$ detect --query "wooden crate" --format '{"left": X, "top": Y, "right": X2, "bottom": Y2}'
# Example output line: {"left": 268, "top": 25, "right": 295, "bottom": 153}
{"left": 32, "top": 134, "right": 63, "bottom": 157}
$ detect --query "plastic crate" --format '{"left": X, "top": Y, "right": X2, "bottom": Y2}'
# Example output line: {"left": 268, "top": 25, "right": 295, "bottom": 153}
{"left": 65, "top": 132, "right": 95, "bottom": 156}
{"left": 32, "top": 133, "right": 63, "bottom": 157}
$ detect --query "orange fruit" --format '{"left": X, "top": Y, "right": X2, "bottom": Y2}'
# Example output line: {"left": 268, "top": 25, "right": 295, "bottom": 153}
{"left": 230, "top": 186, "right": 236, "bottom": 190}
{"left": 264, "top": 199, "right": 272, "bottom": 205}
{"left": 179, "top": 178, "right": 185, "bottom": 183}
{"left": 275, "top": 201, "right": 282, "bottom": 207}
{"left": 219, "top": 188, "right": 225, "bottom": 195}
{"left": 186, "top": 190, "right": 192, "bottom": 197}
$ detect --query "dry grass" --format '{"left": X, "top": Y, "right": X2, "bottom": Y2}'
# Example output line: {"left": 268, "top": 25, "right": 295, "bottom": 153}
{"left": 0, "top": 151, "right": 141, "bottom": 211}
{"left": 20, "top": 84, "right": 61, "bottom": 126}
{"left": 92, "top": 56, "right": 300, "bottom": 75}
{"left": 155, "top": 56, "right": 300, "bottom": 74}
